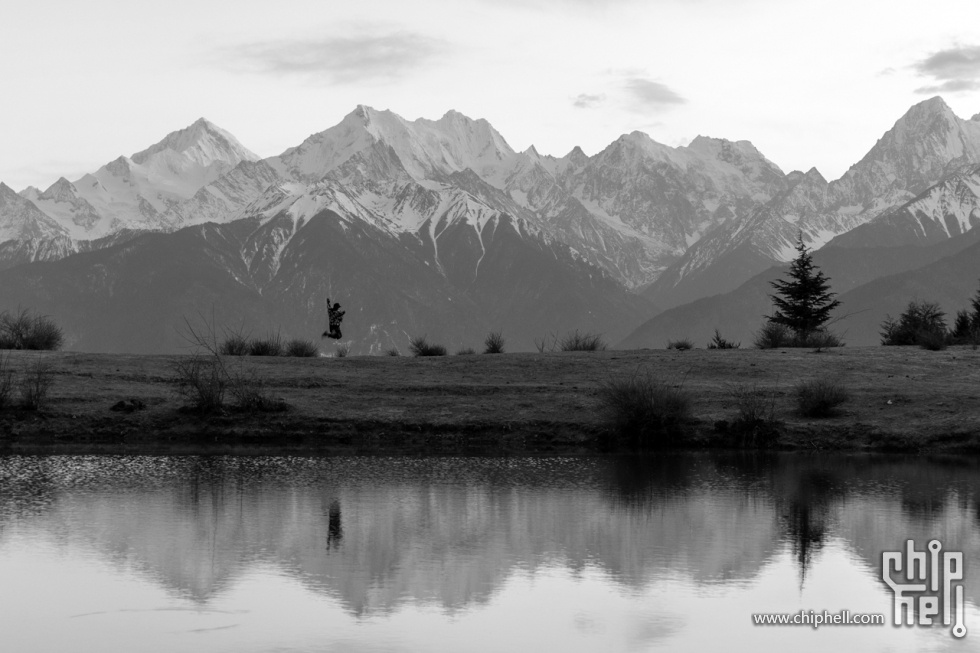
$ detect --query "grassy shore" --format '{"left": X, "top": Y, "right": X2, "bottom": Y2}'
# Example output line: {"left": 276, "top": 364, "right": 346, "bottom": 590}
{"left": 0, "top": 345, "right": 978, "bottom": 454}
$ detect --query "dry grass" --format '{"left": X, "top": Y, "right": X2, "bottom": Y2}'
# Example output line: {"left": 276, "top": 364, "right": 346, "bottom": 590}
{"left": 2, "top": 347, "right": 979, "bottom": 452}
{"left": 598, "top": 371, "right": 692, "bottom": 449}
{"left": 0, "top": 353, "right": 14, "bottom": 409}
{"left": 558, "top": 331, "right": 607, "bottom": 352}
{"left": 409, "top": 336, "right": 447, "bottom": 357}
{"left": 19, "top": 357, "right": 55, "bottom": 411}
{"left": 249, "top": 333, "right": 284, "bottom": 357}
{"left": 795, "top": 376, "right": 849, "bottom": 417}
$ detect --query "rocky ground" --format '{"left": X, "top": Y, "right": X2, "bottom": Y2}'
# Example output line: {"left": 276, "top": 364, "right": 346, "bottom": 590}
{"left": 1, "top": 344, "right": 978, "bottom": 454}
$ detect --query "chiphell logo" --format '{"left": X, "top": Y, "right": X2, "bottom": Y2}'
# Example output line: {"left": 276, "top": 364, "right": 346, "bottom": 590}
{"left": 882, "top": 539, "right": 966, "bottom": 638}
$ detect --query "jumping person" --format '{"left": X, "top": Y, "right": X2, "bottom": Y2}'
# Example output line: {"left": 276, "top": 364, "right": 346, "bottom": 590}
{"left": 322, "top": 298, "right": 345, "bottom": 340}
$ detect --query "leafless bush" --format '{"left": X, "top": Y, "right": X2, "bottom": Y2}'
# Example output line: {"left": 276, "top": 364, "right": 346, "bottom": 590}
{"left": 171, "top": 355, "right": 226, "bottom": 413}
{"left": 0, "top": 353, "right": 13, "bottom": 409}
{"left": 455, "top": 347, "right": 476, "bottom": 355}
{"left": 598, "top": 371, "right": 692, "bottom": 449}
{"left": 384, "top": 347, "right": 401, "bottom": 357}
{"left": 227, "top": 362, "right": 285, "bottom": 413}
{"left": 220, "top": 333, "right": 251, "bottom": 356}
{"left": 286, "top": 339, "right": 319, "bottom": 357}
{"left": 335, "top": 343, "right": 351, "bottom": 358}
{"left": 0, "top": 308, "right": 64, "bottom": 351}
{"left": 559, "top": 330, "right": 607, "bottom": 351}
{"left": 754, "top": 322, "right": 791, "bottom": 349}
{"left": 409, "top": 335, "right": 447, "bottom": 356}
{"left": 483, "top": 331, "right": 505, "bottom": 354}
{"left": 20, "top": 357, "right": 55, "bottom": 411}
{"left": 534, "top": 333, "right": 557, "bottom": 353}
{"left": 249, "top": 332, "right": 283, "bottom": 356}
{"left": 667, "top": 338, "right": 693, "bottom": 351}
{"left": 796, "top": 376, "right": 849, "bottom": 417}
{"left": 725, "top": 383, "right": 780, "bottom": 447}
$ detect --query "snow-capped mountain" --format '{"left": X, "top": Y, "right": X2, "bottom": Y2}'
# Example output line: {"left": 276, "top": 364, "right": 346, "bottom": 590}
{"left": 5, "top": 97, "right": 980, "bottom": 352}
{"left": 646, "top": 97, "right": 980, "bottom": 308}
{"left": 243, "top": 106, "right": 787, "bottom": 289}
{"left": 5, "top": 118, "right": 260, "bottom": 263}
{"left": 0, "top": 182, "right": 74, "bottom": 267}
{"left": 1, "top": 107, "right": 785, "bottom": 290}
{"left": 829, "top": 162, "right": 980, "bottom": 248}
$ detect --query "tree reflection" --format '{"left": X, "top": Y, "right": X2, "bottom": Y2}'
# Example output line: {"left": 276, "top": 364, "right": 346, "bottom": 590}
{"left": 326, "top": 499, "right": 343, "bottom": 550}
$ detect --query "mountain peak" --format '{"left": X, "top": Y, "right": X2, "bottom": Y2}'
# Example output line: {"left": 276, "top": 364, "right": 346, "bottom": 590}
{"left": 130, "top": 119, "right": 258, "bottom": 167}
{"left": 804, "top": 167, "right": 827, "bottom": 183}
{"left": 972, "top": 112, "right": 980, "bottom": 122}
{"left": 39, "top": 177, "right": 77, "bottom": 201}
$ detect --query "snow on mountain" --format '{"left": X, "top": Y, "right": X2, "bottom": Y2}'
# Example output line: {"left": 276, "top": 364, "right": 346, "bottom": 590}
{"left": 829, "top": 164, "right": 980, "bottom": 248}
{"left": 18, "top": 118, "right": 262, "bottom": 241}
{"left": 269, "top": 106, "right": 520, "bottom": 187}
{"left": 647, "top": 97, "right": 980, "bottom": 308}
{"left": 0, "top": 182, "right": 74, "bottom": 268}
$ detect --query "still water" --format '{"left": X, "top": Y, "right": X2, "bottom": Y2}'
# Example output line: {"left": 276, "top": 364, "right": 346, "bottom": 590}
{"left": 0, "top": 454, "right": 978, "bottom": 652}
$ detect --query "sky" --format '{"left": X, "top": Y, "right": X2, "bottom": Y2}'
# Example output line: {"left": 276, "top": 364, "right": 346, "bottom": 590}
{"left": 3, "top": 0, "right": 980, "bottom": 191}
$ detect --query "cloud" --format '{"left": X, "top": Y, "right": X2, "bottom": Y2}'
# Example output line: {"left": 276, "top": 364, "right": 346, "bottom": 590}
{"left": 220, "top": 31, "right": 449, "bottom": 84}
{"left": 624, "top": 78, "right": 686, "bottom": 111}
{"left": 572, "top": 93, "right": 605, "bottom": 108}
{"left": 911, "top": 45, "right": 980, "bottom": 95}
{"left": 914, "top": 79, "right": 980, "bottom": 94}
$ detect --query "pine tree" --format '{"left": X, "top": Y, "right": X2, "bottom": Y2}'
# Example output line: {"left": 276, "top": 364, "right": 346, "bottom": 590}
{"left": 767, "top": 235, "right": 841, "bottom": 339}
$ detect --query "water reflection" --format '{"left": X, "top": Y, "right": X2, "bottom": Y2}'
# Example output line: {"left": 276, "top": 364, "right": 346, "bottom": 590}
{"left": 1, "top": 454, "right": 978, "bottom": 651}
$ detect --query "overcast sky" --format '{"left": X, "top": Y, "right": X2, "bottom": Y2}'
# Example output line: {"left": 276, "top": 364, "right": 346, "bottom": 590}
{"left": 3, "top": 0, "right": 980, "bottom": 190}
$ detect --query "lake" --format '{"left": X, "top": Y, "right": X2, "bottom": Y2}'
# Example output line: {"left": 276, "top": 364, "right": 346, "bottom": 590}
{"left": 0, "top": 453, "right": 977, "bottom": 652}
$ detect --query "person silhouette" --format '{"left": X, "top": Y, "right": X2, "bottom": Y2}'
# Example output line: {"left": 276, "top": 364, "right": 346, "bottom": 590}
{"left": 323, "top": 298, "right": 345, "bottom": 340}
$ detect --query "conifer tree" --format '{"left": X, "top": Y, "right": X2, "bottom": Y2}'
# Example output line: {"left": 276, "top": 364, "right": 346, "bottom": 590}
{"left": 767, "top": 235, "right": 840, "bottom": 339}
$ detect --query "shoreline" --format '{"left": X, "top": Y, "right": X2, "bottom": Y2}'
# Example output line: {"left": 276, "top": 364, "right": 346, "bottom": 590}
{"left": 1, "top": 346, "right": 979, "bottom": 455}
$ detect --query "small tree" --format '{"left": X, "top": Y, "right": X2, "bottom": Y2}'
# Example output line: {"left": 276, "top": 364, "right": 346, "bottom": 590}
{"left": 767, "top": 236, "right": 840, "bottom": 340}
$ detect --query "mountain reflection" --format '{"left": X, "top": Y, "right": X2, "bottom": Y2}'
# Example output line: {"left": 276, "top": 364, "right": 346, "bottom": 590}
{"left": 1, "top": 454, "right": 979, "bottom": 615}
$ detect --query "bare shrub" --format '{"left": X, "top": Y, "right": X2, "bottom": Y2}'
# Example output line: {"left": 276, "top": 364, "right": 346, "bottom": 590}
{"left": 598, "top": 372, "right": 692, "bottom": 449}
{"left": 384, "top": 347, "right": 401, "bottom": 357}
{"left": 20, "top": 357, "right": 55, "bottom": 411}
{"left": 409, "top": 335, "right": 447, "bottom": 357}
{"left": 286, "top": 339, "right": 319, "bottom": 357}
{"left": 335, "top": 343, "right": 351, "bottom": 358}
{"left": 559, "top": 330, "right": 607, "bottom": 352}
{"left": 249, "top": 332, "right": 283, "bottom": 356}
{"left": 484, "top": 331, "right": 505, "bottom": 354}
{"left": 754, "top": 322, "right": 790, "bottom": 349}
{"left": 918, "top": 330, "right": 949, "bottom": 351}
{"left": 0, "top": 308, "right": 64, "bottom": 351}
{"left": 171, "top": 355, "right": 226, "bottom": 413}
{"left": 707, "top": 329, "right": 740, "bottom": 350}
{"left": 725, "top": 383, "right": 780, "bottom": 447}
{"left": 220, "top": 333, "right": 251, "bottom": 356}
{"left": 0, "top": 353, "right": 13, "bottom": 409}
{"left": 227, "top": 362, "right": 286, "bottom": 413}
{"left": 795, "top": 377, "right": 849, "bottom": 418}
{"left": 666, "top": 338, "right": 693, "bottom": 351}
{"left": 455, "top": 347, "right": 476, "bottom": 355}
{"left": 803, "top": 329, "right": 844, "bottom": 351}
{"left": 534, "top": 334, "right": 557, "bottom": 353}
